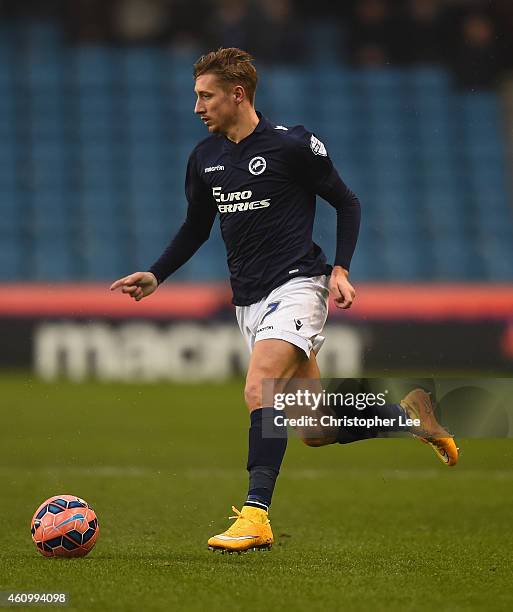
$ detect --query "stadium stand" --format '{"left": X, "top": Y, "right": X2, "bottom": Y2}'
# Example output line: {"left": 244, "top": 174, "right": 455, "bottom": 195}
{"left": 0, "top": 20, "right": 512, "bottom": 282}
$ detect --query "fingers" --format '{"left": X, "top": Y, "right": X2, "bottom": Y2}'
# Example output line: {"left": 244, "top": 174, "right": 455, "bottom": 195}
{"left": 341, "top": 293, "right": 355, "bottom": 309}
{"left": 337, "top": 295, "right": 352, "bottom": 309}
{"left": 122, "top": 285, "right": 144, "bottom": 301}
{"left": 110, "top": 272, "right": 147, "bottom": 304}
{"left": 332, "top": 284, "right": 356, "bottom": 310}
{"left": 122, "top": 285, "right": 139, "bottom": 295}
{"left": 110, "top": 272, "right": 144, "bottom": 291}
{"left": 110, "top": 276, "right": 129, "bottom": 291}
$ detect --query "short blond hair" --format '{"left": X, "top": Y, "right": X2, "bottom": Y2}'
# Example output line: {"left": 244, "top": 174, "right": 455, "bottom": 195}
{"left": 193, "top": 47, "right": 258, "bottom": 105}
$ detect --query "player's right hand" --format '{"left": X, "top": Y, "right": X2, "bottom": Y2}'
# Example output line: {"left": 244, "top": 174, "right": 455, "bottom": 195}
{"left": 329, "top": 266, "right": 355, "bottom": 310}
{"left": 110, "top": 272, "right": 158, "bottom": 302}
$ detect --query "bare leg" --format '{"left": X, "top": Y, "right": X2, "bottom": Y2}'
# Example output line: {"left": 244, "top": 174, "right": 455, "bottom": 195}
{"left": 244, "top": 338, "right": 307, "bottom": 412}
{"left": 285, "top": 351, "right": 338, "bottom": 447}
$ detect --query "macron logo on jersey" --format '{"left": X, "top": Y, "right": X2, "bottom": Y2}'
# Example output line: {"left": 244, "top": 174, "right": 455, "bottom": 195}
{"left": 204, "top": 165, "right": 224, "bottom": 173}
{"left": 212, "top": 186, "right": 271, "bottom": 213}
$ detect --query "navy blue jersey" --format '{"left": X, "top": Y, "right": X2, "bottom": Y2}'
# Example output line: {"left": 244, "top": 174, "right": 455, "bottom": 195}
{"left": 149, "top": 112, "right": 360, "bottom": 306}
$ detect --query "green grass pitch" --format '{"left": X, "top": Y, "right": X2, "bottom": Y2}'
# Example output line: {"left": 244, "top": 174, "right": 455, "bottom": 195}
{"left": 1, "top": 374, "right": 513, "bottom": 611}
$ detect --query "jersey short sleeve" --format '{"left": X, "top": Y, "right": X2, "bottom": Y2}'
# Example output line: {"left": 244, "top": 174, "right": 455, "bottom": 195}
{"left": 284, "top": 126, "right": 336, "bottom": 193}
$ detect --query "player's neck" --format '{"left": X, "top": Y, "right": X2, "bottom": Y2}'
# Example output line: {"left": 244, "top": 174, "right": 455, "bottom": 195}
{"left": 224, "top": 107, "right": 260, "bottom": 144}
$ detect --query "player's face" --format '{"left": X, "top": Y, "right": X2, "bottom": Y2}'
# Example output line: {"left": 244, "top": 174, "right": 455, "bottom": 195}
{"left": 194, "top": 73, "right": 237, "bottom": 134}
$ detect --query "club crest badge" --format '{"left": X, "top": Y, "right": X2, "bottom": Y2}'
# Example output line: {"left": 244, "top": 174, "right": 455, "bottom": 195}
{"left": 249, "top": 156, "right": 267, "bottom": 175}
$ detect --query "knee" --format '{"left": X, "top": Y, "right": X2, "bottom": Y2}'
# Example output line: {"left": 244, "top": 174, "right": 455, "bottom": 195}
{"left": 244, "top": 379, "right": 262, "bottom": 411}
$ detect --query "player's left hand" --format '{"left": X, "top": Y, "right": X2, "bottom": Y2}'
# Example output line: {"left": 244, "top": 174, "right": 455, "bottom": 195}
{"left": 329, "top": 266, "right": 355, "bottom": 309}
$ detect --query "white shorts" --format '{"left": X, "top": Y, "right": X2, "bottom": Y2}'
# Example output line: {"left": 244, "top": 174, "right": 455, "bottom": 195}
{"left": 235, "top": 275, "right": 330, "bottom": 358}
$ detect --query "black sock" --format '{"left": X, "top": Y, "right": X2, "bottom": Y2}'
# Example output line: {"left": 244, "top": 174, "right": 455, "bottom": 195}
{"left": 337, "top": 403, "right": 409, "bottom": 444}
{"left": 246, "top": 407, "right": 287, "bottom": 510}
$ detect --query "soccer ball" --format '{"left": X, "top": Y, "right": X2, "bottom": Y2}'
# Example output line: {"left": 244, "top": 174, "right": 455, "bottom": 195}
{"left": 30, "top": 495, "right": 99, "bottom": 558}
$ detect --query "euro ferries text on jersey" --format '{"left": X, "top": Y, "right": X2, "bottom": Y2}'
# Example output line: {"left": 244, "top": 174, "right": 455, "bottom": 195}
{"left": 212, "top": 186, "right": 271, "bottom": 213}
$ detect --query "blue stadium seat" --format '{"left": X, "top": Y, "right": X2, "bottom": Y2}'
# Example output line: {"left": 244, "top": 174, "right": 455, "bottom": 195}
{"left": 0, "top": 194, "right": 23, "bottom": 232}
{"left": 133, "top": 226, "right": 178, "bottom": 269}
{"left": 457, "top": 92, "right": 500, "bottom": 123}
{"left": 129, "top": 190, "right": 166, "bottom": 219}
{"left": 82, "top": 235, "right": 130, "bottom": 280}
{"left": 80, "top": 192, "right": 123, "bottom": 236}
{"left": 122, "top": 49, "right": 161, "bottom": 86}
{"left": 381, "top": 236, "right": 427, "bottom": 281}
{"left": 424, "top": 205, "right": 462, "bottom": 234}
{"left": 30, "top": 146, "right": 68, "bottom": 186}
{"left": 407, "top": 66, "right": 451, "bottom": 92}
{"left": 128, "top": 164, "right": 163, "bottom": 187}
{"left": 30, "top": 193, "right": 72, "bottom": 233}
{"left": 472, "top": 188, "right": 509, "bottom": 213}
{"left": 0, "top": 149, "right": 17, "bottom": 186}
{"left": 167, "top": 62, "right": 195, "bottom": 95}
{"left": 72, "top": 47, "right": 117, "bottom": 86}
{"left": 21, "top": 21, "right": 62, "bottom": 49}
{"left": 265, "top": 68, "right": 309, "bottom": 116}
{"left": 473, "top": 208, "right": 513, "bottom": 239}
{"left": 430, "top": 233, "right": 481, "bottom": 280}
{"left": 479, "top": 239, "right": 513, "bottom": 280}
{"left": 350, "top": 249, "right": 375, "bottom": 281}
{"left": 182, "top": 235, "right": 227, "bottom": 280}
{"left": 24, "top": 57, "right": 62, "bottom": 87}
{"left": 0, "top": 39, "right": 511, "bottom": 282}
{"left": 125, "top": 90, "right": 161, "bottom": 113}
{"left": 356, "top": 68, "right": 405, "bottom": 96}
{"left": 468, "top": 161, "right": 507, "bottom": 185}
{"left": 32, "top": 237, "right": 77, "bottom": 280}
{"left": 0, "top": 235, "right": 25, "bottom": 279}
{"left": 0, "top": 57, "right": 12, "bottom": 90}
{"left": 308, "top": 23, "right": 343, "bottom": 64}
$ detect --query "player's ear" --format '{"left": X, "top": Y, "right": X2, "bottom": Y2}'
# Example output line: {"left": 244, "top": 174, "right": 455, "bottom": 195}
{"left": 233, "top": 85, "right": 245, "bottom": 105}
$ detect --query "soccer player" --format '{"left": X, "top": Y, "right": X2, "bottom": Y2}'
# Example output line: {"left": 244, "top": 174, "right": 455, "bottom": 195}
{"left": 111, "top": 48, "right": 458, "bottom": 553}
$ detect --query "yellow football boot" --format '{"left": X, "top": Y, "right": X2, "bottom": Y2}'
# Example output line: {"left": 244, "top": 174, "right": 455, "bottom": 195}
{"left": 400, "top": 388, "right": 459, "bottom": 466}
{"left": 208, "top": 505, "right": 273, "bottom": 553}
